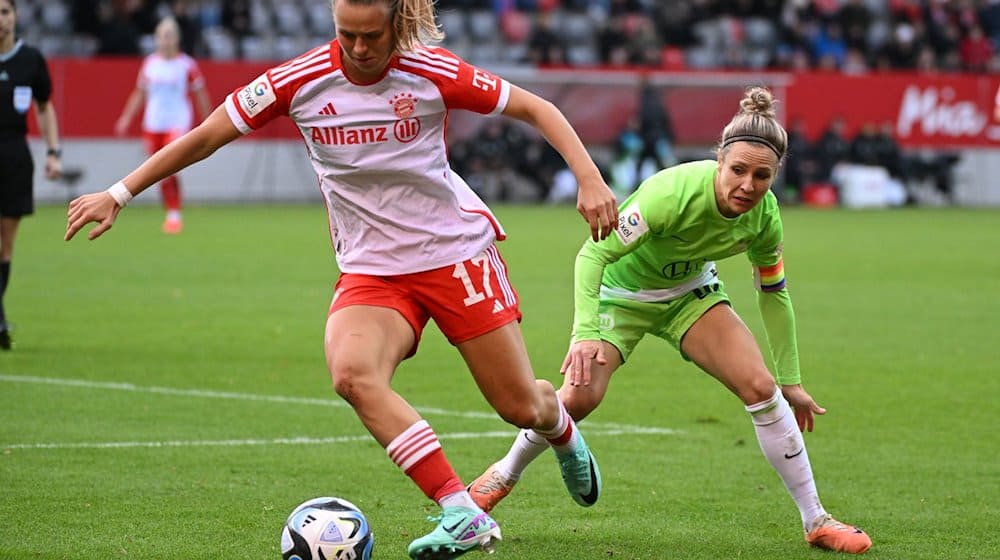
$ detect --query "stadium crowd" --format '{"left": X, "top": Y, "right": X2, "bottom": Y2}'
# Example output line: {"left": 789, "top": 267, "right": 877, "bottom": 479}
{"left": 450, "top": 109, "right": 961, "bottom": 206}
{"left": 13, "top": 0, "right": 981, "bottom": 205}
{"left": 12, "top": 0, "right": 1000, "bottom": 74}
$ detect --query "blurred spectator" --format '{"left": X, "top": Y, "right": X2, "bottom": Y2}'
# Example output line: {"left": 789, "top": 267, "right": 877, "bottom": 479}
{"left": 783, "top": 116, "right": 820, "bottom": 194}
{"left": 635, "top": 79, "right": 676, "bottom": 174}
{"left": 927, "top": 19, "right": 962, "bottom": 60}
{"left": 959, "top": 24, "right": 995, "bottom": 72}
{"left": 954, "top": 0, "right": 981, "bottom": 30}
{"left": 980, "top": 0, "right": 1000, "bottom": 46}
{"left": 814, "top": 115, "right": 851, "bottom": 183}
{"left": 71, "top": 0, "right": 102, "bottom": 36}
{"left": 878, "top": 21, "right": 922, "bottom": 69}
{"left": 873, "top": 121, "right": 903, "bottom": 181}
{"left": 96, "top": 0, "right": 143, "bottom": 56}
{"left": 522, "top": 133, "right": 566, "bottom": 199}
{"left": 607, "top": 117, "right": 647, "bottom": 200}
{"left": 625, "top": 14, "right": 662, "bottom": 66}
{"left": 221, "top": 0, "right": 252, "bottom": 59}
{"left": 652, "top": 1, "right": 696, "bottom": 48}
{"left": 811, "top": 0, "right": 841, "bottom": 23}
{"left": 902, "top": 150, "right": 961, "bottom": 204}
{"left": 456, "top": 121, "right": 541, "bottom": 202}
{"left": 841, "top": 47, "right": 869, "bottom": 74}
{"left": 915, "top": 45, "right": 940, "bottom": 73}
{"left": 526, "top": 11, "right": 567, "bottom": 66}
{"left": 838, "top": 0, "right": 872, "bottom": 51}
{"left": 170, "top": 0, "right": 208, "bottom": 57}
{"left": 598, "top": 13, "right": 629, "bottom": 65}
{"left": 810, "top": 22, "right": 847, "bottom": 69}
{"left": 849, "top": 122, "right": 882, "bottom": 167}
{"left": 890, "top": 0, "right": 923, "bottom": 24}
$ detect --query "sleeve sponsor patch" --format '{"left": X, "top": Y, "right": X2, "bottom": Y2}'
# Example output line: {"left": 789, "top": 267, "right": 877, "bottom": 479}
{"left": 614, "top": 203, "right": 648, "bottom": 245}
{"left": 237, "top": 73, "right": 276, "bottom": 118}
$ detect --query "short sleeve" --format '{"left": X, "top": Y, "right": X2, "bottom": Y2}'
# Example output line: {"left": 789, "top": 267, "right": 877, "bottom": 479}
{"left": 400, "top": 48, "right": 510, "bottom": 116}
{"left": 31, "top": 50, "right": 52, "bottom": 103}
{"left": 225, "top": 70, "right": 290, "bottom": 134}
{"left": 747, "top": 200, "right": 784, "bottom": 268}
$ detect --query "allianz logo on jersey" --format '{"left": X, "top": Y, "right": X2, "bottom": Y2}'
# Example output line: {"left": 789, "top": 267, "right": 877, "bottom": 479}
{"left": 310, "top": 118, "right": 421, "bottom": 146}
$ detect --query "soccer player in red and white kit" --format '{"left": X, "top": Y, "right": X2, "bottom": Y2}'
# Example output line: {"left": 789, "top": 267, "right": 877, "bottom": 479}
{"left": 66, "top": 0, "right": 619, "bottom": 558}
{"left": 114, "top": 16, "right": 212, "bottom": 234}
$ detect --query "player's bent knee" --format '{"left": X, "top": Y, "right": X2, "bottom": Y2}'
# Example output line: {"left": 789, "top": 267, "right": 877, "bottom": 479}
{"left": 738, "top": 373, "right": 779, "bottom": 405}
{"left": 561, "top": 390, "right": 601, "bottom": 422}
{"left": 534, "top": 378, "right": 555, "bottom": 393}
{"left": 492, "top": 400, "right": 545, "bottom": 429}
{"left": 329, "top": 364, "right": 382, "bottom": 405}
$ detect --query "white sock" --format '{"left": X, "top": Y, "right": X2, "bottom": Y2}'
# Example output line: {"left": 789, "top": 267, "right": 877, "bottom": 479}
{"left": 166, "top": 210, "right": 182, "bottom": 222}
{"left": 746, "top": 387, "right": 827, "bottom": 528}
{"left": 438, "top": 490, "right": 480, "bottom": 510}
{"left": 532, "top": 401, "right": 580, "bottom": 456}
{"left": 494, "top": 429, "right": 549, "bottom": 481}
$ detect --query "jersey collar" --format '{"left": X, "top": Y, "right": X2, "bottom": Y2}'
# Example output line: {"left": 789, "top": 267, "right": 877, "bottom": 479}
{"left": 0, "top": 39, "right": 24, "bottom": 63}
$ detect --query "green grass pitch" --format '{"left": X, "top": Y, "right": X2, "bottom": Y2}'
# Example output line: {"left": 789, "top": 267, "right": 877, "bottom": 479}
{"left": 1, "top": 203, "right": 998, "bottom": 559}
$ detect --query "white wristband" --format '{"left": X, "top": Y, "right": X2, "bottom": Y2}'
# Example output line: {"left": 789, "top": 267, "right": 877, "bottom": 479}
{"left": 107, "top": 181, "right": 134, "bottom": 207}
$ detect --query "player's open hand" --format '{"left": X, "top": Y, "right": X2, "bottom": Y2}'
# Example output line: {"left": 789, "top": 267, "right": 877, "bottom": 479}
{"left": 561, "top": 339, "right": 607, "bottom": 387}
{"left": 65, "top": 192, "right": 122, "bottom": 241}
{"left": 780, "top": 384, "right": 827, "bottom": 432}
{"left": 576, "top": 175, "right": 618, "bottom": 242}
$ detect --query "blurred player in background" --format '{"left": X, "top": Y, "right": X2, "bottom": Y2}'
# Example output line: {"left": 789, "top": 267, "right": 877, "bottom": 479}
{"left": 994, "top": 82, "right": 1000, "bottom": 121}
{"left": 0, "top": 0, "right": 62, "bottom": 350}
{"left": 469, "top": 87, "right": 873, "bottom": 555}
{"left": 115, "top": 16, "right": 211, "bottom": 234}
{"left": 65, "top": 0, "right": 619, "bottom": 557}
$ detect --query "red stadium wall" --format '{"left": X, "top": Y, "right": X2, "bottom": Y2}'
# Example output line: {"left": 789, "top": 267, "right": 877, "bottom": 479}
{"left": 786, "top": 73, "right": 1000, "bottom": 148}
{"left": 44, "top": 58, "right": 301, "bottom": 139}
{"left": 38, "top": 58, "right": 1000, "bottom": 149}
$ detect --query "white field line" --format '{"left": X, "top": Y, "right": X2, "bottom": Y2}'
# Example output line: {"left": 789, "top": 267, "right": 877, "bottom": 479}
{"left": 3, "top": 428, "right": 668, "bottom": 451}
{"left": 0, "top": 374, "right": 679, "bottom": 451}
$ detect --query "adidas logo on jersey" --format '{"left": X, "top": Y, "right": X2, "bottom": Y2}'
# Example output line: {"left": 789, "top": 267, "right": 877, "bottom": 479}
{"left": 492, "top": 300, "right": 504, "bottom": 314}
{"left": 317, "top": 102, "right": 337, "bottom": 116}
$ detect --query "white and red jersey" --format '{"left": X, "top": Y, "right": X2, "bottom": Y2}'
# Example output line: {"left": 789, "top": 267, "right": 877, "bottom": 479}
{"left": 224, "top": 41, "right": 512, "bottom": 275}
{"left": 137, "top": 52, "right": 206, "bottom": 133}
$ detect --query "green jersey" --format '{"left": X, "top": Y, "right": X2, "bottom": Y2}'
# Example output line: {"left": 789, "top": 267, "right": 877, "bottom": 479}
{"left": 574, "top": 160, "right": 801, "bottom": 384}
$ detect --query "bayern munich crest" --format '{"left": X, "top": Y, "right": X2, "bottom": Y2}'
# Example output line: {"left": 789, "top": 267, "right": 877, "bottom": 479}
{"left": 390, "top": 93, "right": 417, "bottom": 118}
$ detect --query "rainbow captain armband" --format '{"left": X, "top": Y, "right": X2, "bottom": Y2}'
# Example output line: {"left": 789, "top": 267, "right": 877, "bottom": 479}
{"left": 754, "top": 259, "right": 786, "bottom": 292}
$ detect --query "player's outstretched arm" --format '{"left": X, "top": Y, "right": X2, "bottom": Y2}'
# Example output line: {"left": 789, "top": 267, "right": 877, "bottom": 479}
{"left": 502, "top": 85, "right": 618, "bottom": 241}
{"left": 65, "top": 106, "right": 240, "bottom": 241}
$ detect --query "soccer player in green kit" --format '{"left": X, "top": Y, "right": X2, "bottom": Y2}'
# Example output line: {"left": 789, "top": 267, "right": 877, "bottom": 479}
{"left": 468, "top": 87, "right": 872, "bottom": 554}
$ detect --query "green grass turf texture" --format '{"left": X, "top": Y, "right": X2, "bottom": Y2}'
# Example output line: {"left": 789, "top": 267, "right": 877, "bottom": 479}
{"left": 1, "top": 203, "right": 997, "bottom": 559}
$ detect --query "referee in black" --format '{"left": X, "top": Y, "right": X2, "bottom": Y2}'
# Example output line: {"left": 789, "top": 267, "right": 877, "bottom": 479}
{"left": 0, "top": 0, "right": 62, "bottom": 349}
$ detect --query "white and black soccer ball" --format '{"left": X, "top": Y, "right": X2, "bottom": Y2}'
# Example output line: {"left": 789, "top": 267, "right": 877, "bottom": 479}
{"left": 280, "top": 497, "right": 374, "bottom": 560}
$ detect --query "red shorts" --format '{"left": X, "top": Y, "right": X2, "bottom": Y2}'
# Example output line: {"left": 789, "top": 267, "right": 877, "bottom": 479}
{"left": 329, "top": 245, "right": 522, "bottom": 356}
{"left": 142, "top": 130, "right": 183, "bottom": 155}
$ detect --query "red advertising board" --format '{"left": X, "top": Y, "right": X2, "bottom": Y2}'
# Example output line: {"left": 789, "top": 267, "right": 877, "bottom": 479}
{"left": 39, "top": 58, "right": 1000, "bottom": 149}
{"left": 786, "top": 72, "right": 1000, "bottom": 148}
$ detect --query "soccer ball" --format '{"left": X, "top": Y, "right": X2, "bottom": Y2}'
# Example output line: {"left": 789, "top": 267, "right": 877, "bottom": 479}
{"left": 280, "top": 497, "right": 374, "bottom": 560}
